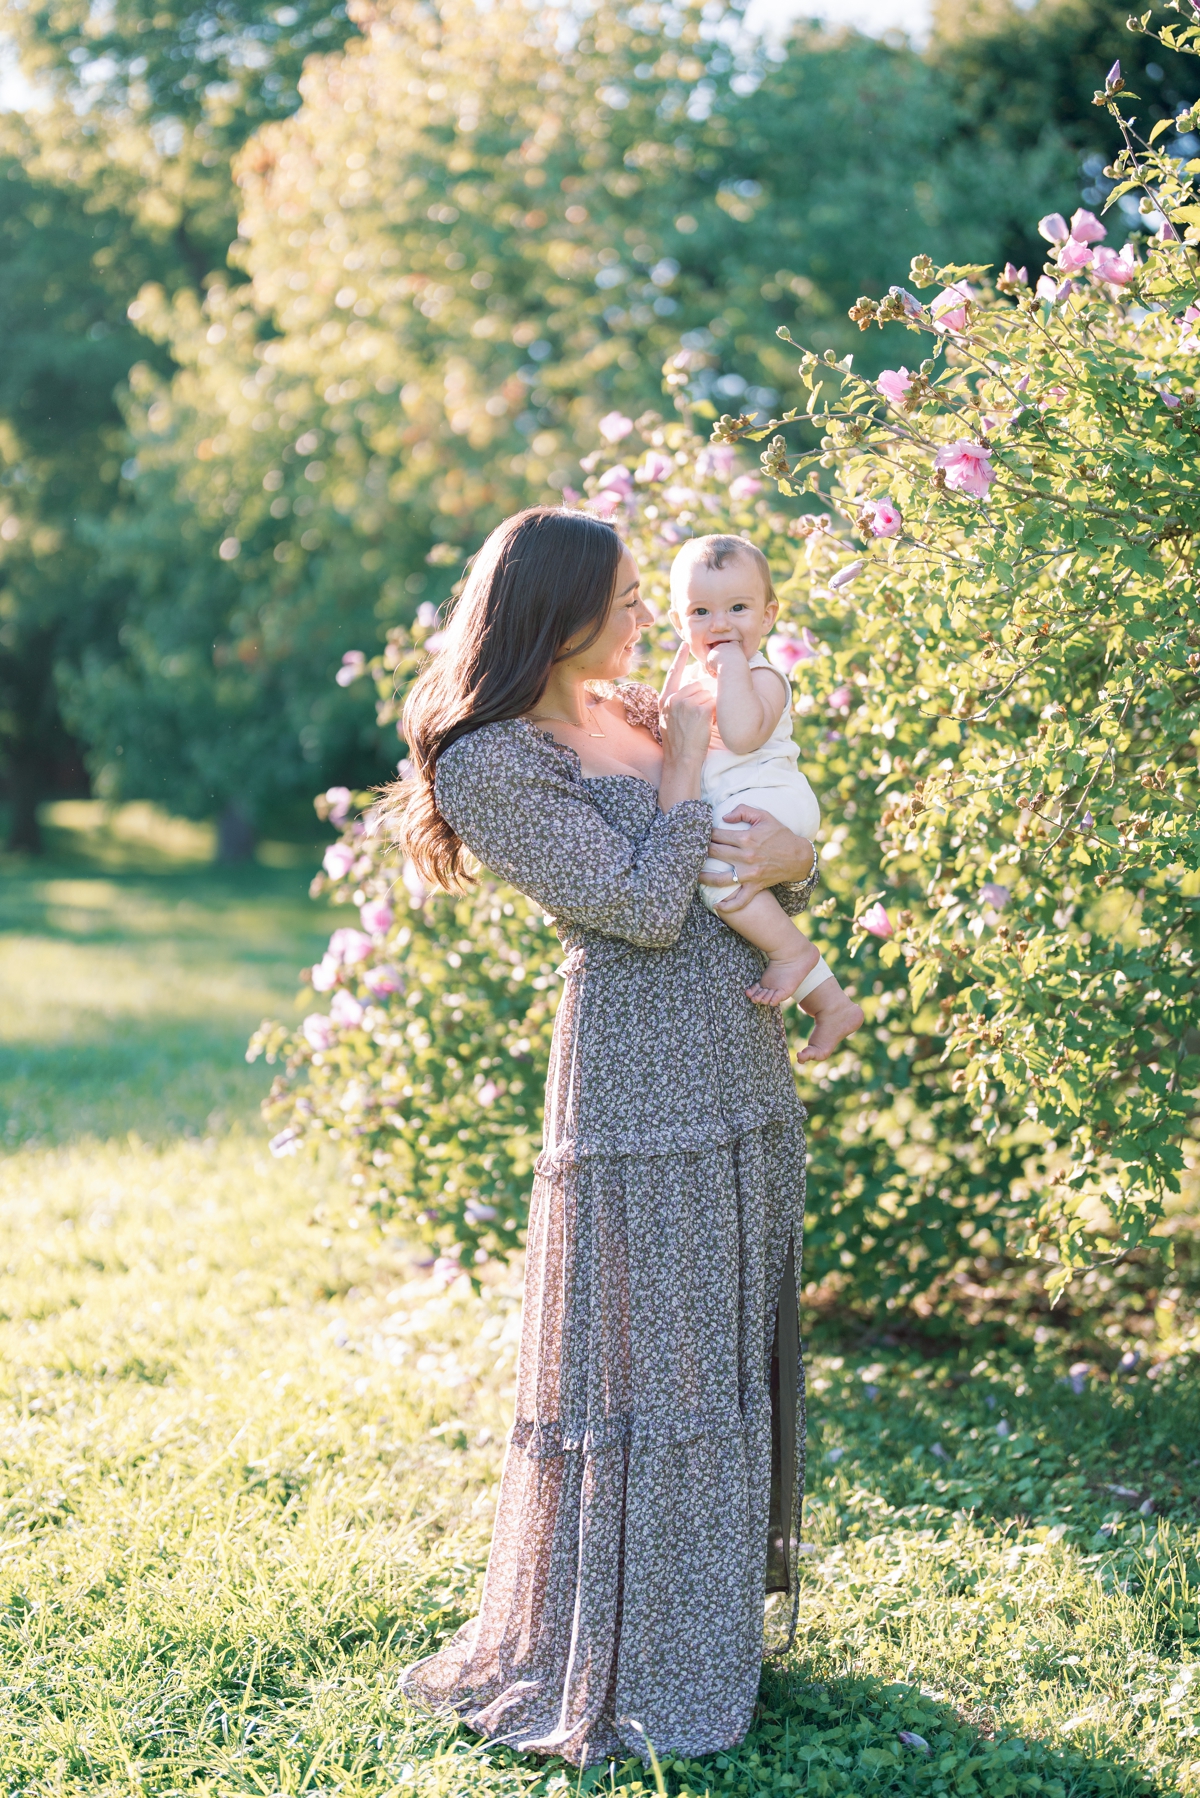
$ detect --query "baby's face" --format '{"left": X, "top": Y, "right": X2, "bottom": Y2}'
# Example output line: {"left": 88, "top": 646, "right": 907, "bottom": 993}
{"left": 672, "top": 554, "right": 777, "bottom": 663}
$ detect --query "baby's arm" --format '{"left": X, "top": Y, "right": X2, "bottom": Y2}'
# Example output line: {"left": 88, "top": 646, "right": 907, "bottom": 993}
{"left": 709, "top": 645, "right": 789, "bottom": 753}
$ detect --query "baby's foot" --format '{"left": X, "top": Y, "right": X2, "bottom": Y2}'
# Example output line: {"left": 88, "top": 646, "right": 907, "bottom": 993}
{"left": 795, "top": 992, "right": 865, "bottom": 1062}
{"left": 745, "top": 941, "right": 820, "bottom": 1006}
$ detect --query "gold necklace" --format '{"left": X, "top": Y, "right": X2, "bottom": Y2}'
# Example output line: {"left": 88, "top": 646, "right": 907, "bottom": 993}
{"left": 530, "top": 699, "right": 607, "bottom": 740}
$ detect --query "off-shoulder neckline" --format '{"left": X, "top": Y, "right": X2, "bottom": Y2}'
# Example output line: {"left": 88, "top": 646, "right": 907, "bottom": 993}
{"left": 516, "top": 685, "right": 661, "bottom": 792}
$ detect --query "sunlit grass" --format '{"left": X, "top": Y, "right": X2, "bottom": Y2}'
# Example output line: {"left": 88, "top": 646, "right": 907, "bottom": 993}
{"left": 0, "top": 804, "right": 1197, "bottom": 1795}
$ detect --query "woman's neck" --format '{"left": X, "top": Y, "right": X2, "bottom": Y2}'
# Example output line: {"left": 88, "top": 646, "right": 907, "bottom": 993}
{"left": 532, "top": 668, "right": 596, "bottom": 731}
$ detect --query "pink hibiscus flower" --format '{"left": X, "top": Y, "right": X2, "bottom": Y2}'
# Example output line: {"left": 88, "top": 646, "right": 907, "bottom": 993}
{"left": 876, "top": 368, "right": 913, "bottom": 404}
{"left": 935, "top": 441, "right": 996, "bottom": 499}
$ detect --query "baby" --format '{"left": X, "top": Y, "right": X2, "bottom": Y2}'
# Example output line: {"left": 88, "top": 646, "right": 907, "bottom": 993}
{"left": 663, "top": 533, "right": 863, "bottom": 1062}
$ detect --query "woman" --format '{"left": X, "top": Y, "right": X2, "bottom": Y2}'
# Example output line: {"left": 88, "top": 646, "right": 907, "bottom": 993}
{"left": 390, "top": 506, "right": 819, "bottom": 1767}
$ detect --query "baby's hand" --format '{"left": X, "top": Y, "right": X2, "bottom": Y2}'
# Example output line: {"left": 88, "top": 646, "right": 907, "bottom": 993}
{"left": 705, "top": 641, "right": 746, "bottom": 677}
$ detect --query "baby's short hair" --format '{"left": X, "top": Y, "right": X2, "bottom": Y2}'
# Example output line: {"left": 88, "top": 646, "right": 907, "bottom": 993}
{"left": 669, "top": 534, "right": 776, "bottom": 610}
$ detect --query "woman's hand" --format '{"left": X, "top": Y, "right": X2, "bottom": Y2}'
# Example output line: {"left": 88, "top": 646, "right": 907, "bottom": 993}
{"left": 700, "top": 804, "right": 815, "bottom": 911}
{"left": 657, "top": 680, "right": 713, "bottom": 811}
{"left": 659, "top": 679, "right": 714, "bottom": 760}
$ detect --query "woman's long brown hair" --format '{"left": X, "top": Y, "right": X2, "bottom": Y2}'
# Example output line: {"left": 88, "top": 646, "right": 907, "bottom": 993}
{"left": 383, "top": 506, "right": 622, "bottom": 889}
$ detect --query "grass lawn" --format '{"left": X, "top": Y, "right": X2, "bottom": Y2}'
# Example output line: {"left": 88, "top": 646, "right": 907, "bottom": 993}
{"left": 0, "top": 805, "right": 1197, "bottom": 1796}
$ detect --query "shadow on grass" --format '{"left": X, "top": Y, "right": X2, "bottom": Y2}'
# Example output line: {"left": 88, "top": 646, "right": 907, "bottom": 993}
{"left": 491, "top": 1665, "right": 1152, "bottom": 1797}
{"left": 800, "top": 1348, "right": 1200, "bottom": 1542}
{"left": 0, "top": 1020, "right": 275, "bottom": 1143}
{"left": 698, "top": 1663, "right": 1147, "bottom": 1796}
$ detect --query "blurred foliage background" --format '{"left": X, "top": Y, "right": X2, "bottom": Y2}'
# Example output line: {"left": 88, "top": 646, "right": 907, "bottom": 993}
{"left": 1, "top": 0, "right": 1194, "bottom": 852}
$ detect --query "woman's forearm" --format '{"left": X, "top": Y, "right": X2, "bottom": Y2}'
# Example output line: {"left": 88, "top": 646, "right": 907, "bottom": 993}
{"left": 657, "top": 749, "right": 706, "bottom": 814}
{"left": 774, "top": 830, "right": 815, "bottom": 884}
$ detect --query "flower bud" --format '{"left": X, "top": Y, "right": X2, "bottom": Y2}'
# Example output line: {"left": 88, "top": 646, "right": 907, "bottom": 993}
{"left": 848, "top": 295, "right": 880, "bottom": 330}
{"left": 859, "top": 902, "right": 893, "bottom": 938}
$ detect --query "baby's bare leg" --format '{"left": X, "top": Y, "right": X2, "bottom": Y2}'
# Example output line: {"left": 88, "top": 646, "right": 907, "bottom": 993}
{"left": 715, "top": 888, "right": 821, "bottom": 1005}
{"left": 795, "top": 975, "right": 864, "bottom": 1063}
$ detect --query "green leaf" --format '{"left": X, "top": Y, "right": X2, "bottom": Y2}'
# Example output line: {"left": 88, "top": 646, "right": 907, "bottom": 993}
{"left": 934, "top": 262, "right": 993, "bottom": 283}
{"left": 1101, "top": 180, "right": 1143, "bottom": 209}
{"left": 1045, "top": 1264, "right": 1074, "bottom": 1306}
{"left": 1057, "top": 1070, "right": 1086, "bottom": 1116}
{"left": 909, "top": 960, "right": 939, "bottom": 1008}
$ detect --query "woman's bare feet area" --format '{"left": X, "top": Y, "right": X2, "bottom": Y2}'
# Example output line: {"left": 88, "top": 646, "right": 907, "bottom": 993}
{"left": 744, "top": 941, "right": 820, "bottom": 1006}
{"left": 795, "top": 990, "right": 865, "bottom": 1062}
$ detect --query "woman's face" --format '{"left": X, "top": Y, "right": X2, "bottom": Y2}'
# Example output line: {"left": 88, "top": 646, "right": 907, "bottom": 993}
{"left": 562, "top": 547, "right": 651, "bottom": 681}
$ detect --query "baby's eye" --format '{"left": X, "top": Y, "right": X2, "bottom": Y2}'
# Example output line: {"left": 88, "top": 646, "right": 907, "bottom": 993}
{"left": 731, "top": 603, "right": 748, "bottom": 612}
{"left": 693, "top": 606, "right": 708, "bottom": 616}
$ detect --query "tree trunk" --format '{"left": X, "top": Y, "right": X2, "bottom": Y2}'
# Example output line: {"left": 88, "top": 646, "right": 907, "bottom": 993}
{"left": 216, "top": 800, "right": 257, "bottom": 863}
{"left": 5, "top": 762, "right": 43, "bottom": 854}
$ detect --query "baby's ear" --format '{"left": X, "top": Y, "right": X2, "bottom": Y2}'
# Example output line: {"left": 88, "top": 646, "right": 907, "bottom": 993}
{"left": 762, "top": 595, "right": 780, "bottom": 632}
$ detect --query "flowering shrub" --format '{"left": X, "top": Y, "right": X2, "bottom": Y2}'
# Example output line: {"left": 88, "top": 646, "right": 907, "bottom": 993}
{"left": 711, "top": 31, "right": 1200, "bottom": 1298}
{"left": 250, "top": 816, "right": 562, "bottom": 1265}
{"left": 251, "top": 17, "right": 1200, "bottom": 1300}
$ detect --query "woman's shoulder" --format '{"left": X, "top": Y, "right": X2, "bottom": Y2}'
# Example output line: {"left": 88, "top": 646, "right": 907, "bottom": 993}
{"left": 436, "top": 718, "right": 577, "bottom": 809}
{"left": 596, "top": 679, "right": 661, "bottom": 743}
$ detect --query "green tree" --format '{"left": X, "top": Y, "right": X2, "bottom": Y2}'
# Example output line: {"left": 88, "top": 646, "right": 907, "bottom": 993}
{"left": 77, "top": 0, "right": 1082, "bottom": 829}
{"left": 725, "top": 33, "right": 1200, "bottom": 1296}
{"left": 0, "top": 0, "right": 353, "bottom": 850}
{"left": 0, "top": 127, "right": 181, "bottom": 851}
{"left": 932, "top": 0, "right": 1199, "bottom": 273}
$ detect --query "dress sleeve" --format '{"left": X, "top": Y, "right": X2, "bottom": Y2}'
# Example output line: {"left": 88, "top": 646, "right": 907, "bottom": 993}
{"left": 434, "top": 723, "right": 713, "bottom": 951}
{"left": 613, "top": 681, "right": 663, "bottom": 743}
{"left": 773, "top": 862, "right": 820, "bottom": 916}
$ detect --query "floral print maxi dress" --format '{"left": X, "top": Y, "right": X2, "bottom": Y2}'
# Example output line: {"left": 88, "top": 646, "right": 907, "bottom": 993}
{"left": 400, "top": 685, "right": 816, "bottom": 1768}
